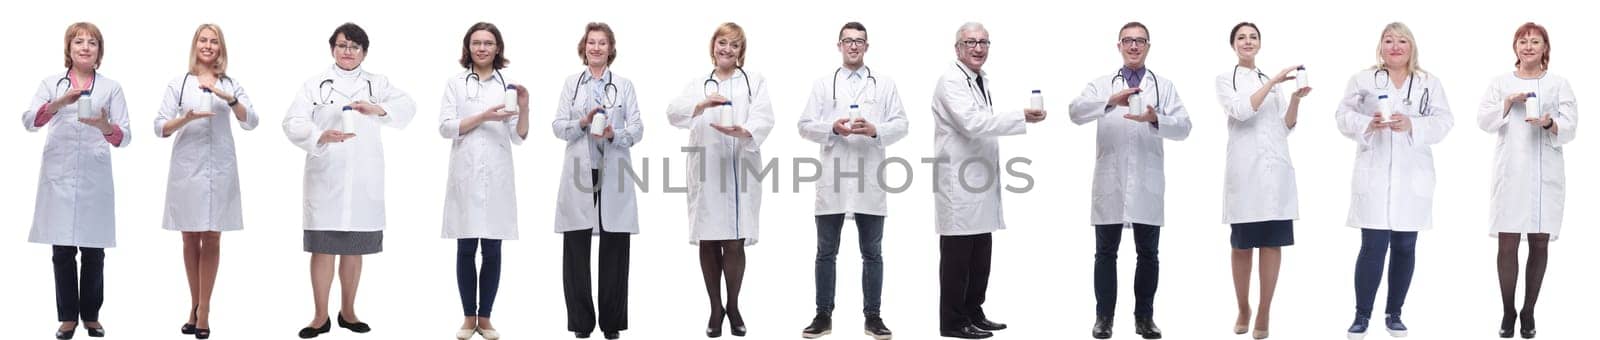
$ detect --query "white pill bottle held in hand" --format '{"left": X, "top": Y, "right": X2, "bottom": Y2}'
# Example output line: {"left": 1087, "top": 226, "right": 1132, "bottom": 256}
{"left": 503, "top": 85, "right": 519, "bottom": 114}
{"left": 1378, "top": 94, "right": 1396, "bottom": 123}
{"left": 1030, "top": 89, "right": 1043, "bottom": 111}
{"left": 341, "top": 105, "right": 357, "bottom": 132}
{"left": 1295, "top": 66, "right": 1308, "bottom": 90}
{"left": 1128, "top": 93, "right": 1143, "bottom": 115}
{"left": 1524, "top": 92, "right": 1540, "bottom": 120}
{"left": 201, "top": 88, "right": 215, "bottom": 115}
{"left": 719, "top": 101, "right": 736, "bottom": 127}
{"left": 78, "top": 90, "right": 96, "bottom": 119}
{"left": 590, "top": 110, "right": 608, "bottom": 137}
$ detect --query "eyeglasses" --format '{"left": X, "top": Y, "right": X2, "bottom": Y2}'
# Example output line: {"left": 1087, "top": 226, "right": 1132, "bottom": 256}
{"left": 470, "top": 40, "right": 498, "bottom": 49}
{"left": 959, "top": 39, "right": 992, "bottom": 48}
{"left": 1120, "top": 37, "right": 1149, "bottom": 47}
{"left": 839, "top": 38, "right": 867, "bottom": 47}
{"left": 335, "top": 43, "right": 364, "bottom": 53}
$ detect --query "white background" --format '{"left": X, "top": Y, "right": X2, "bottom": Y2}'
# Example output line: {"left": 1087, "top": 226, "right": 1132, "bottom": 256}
{"left": 0, "top": 0, "right": 1592, "bottom": 339}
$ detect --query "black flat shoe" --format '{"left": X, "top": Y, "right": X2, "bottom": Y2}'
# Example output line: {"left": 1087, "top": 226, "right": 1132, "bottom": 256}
{"left": 1500, "top": 311, "right": 1516, "bottom": 338}
{"left": 1134, "top": 318, "right": 1163, "bottom": 339}
{"left": 939, "top": 325, "right": 993, "bottom": 339}
{"left": 196, "top": 328, "right": 212, "bottom": 339}
{"left": 55, "top": 329, "right": 75, "bottom": 340}
{"left": 337, "top": 312, "right": 371, "bottom": 333}
{"left": 971, "top": 318, "right": 1007, "bottom": 331}
{"left": 85, "top": 325, "right": 104, "bottom": 338}
{"left": 1092, "top": 316, "right": 1113, "bottom": 339}
{"left": 298, "top": 318, "right": 331, "bottom": 339}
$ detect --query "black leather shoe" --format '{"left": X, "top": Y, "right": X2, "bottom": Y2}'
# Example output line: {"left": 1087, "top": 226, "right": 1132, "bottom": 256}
{"left": 1135, "top": 318, "right": 1163, "bottom": 339}
{"left": 576, "top": 331, "right": 592, "bottom": 338}
{"left": 604, "top": 331, "right": 621, "bottom": 339}
{"left": 183, "top": 306, "right": 199, "bottom": 335}
{"left": 940, "top": 325, "right": 993, "bottom": 339}
{"left": 337, "top": 312, "right": 371, "bottom": 333}
{"left": 56, "top": 329, "right": 75, "bottom": 340}
{"left": 971, "top": 319, "right": 1007, "bottom": 331}
{"left": 865, "top": 315, "right": 892, "bottom": 340}
{"left": 802, "top": 312, "right": 831, "bottom": 339}
{"left": 1520, "top": 310, "right": 1536, "bottom": 339}
{"left": 298, "top": 318, "right": 331, "bottom": 339}
{"left": 1092, "top": 316, "right": 1113, "bottom": 339}
{"left": 195, "top": 328, "right": 212, "bottom": 339}
{"left": 728, "top": 308, "right": 747, "bottom": 337}
{"left": 84, "top": 325, "right": 104, "bottom": 338}
{"left": 1500, "top": 311, "right": 1516, "bottom": 338}
{"left": 707, "top": 308, "right": 725, "bottom": 338}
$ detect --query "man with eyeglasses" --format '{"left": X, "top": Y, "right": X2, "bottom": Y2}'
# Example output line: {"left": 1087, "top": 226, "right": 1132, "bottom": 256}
{"left": 796, "top": 21, "right": 908, "bottom": 340}
{"left": 931, "top": 22, "right": 1046, "bottom": 339}
{"left": 1067, "top": 21, "right": 1191, "bottom": 340}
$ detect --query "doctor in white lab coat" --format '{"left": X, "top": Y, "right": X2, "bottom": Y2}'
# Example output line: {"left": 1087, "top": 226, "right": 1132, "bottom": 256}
{"left": 551, "top": 23, "right": 643, "bottom": 340}
{"left": 796, "top": 22, "right": 908, "bottom": 339}
{"left": 1336, "top": 22, "right": 1453, "bottom": 340}
{"left": 153, "top": 24, "right": 258, "bottom": 336}
{"left": 22, "top": 22, "right": 129, "bottom": 337}
{"left": 1212, "top": 22, "right": 1311, "bottom": 339}
{"left": 1478, "top": 22, "right": 1575, "bottom": 338}
{"left": 282, "top": 23, "right": 415, "bottom": 337}
{"left": 931, "top": 22, "right": 1046, "bottom": 340}
{"left": 1066, "top": 22, "right": 1188, "bottom": 340}
{"left": 664, "top": 22, "right": 774, "bottom": 338}
{"left": 437, "top": 22, "right": 528, "bottom": 340}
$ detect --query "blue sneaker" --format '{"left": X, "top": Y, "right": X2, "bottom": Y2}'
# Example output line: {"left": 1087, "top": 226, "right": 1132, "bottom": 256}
{"left": 1384, "top": 314, "right": 1408, "bottom": 337}
{"left": 1347, "top": 315, "right": 1370, "bottom": 340}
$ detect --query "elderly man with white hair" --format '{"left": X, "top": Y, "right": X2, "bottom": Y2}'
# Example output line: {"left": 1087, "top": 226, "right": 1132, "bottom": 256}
{"left": 930, "top": 22, "right": 1047, "bottom": 339}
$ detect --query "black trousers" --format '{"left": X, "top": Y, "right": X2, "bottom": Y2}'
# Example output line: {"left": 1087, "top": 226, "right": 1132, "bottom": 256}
{"left": 1094, "top": 224, "right": 1161, "bottom": 318}
{"left": 939, "top": 233, "right": 993, "bottom": 331}
{"left": 53, "top": 246, "right": 105, "bottom": 322}
{"left": 564, "top": 169, "right": 632, "bottom": 333}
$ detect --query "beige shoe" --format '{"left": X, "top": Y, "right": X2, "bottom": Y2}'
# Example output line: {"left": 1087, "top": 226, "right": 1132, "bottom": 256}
{"left": 478, "top": 328, "right": 501, "bottom": 340}
{"left": 1253, "top": 328, "right": 1269, "bottom": 339}
{"left": 456, "top": 327, "right": 477, "bottom": 340}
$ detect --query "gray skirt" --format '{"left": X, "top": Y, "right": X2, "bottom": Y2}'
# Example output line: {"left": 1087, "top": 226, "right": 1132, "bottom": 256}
{"left": 304, "top": 230, "right": 383, "bottom": 255}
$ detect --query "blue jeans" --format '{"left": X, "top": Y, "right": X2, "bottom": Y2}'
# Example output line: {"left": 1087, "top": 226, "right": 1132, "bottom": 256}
{"left": 814, "top": 213, "right": 885, "bottom": 316}
{"left": 1354, "top": 229, "right": 1417, "bottom": 317}
{"left": 1094, "top": 224, "right": 1160, "bottom": 318}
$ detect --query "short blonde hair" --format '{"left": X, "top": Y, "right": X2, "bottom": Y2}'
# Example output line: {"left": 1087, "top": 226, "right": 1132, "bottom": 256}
{"left": 62, "top": 22, "right": 104, "bottom": 69}
{"left": 188, "top": 24, "right": 229, "bottom": 76}
{"left": 577, "top": 22, "right": 616, "bottom": 66}
{"left": 1374, "top": 22, "right": 1425, "bottom": 76}
{"left": 708, "top": 22, "right": 745, "bottom": 68}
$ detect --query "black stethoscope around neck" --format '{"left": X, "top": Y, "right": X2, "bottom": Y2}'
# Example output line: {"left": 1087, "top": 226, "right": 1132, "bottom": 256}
{"left": 464, "top": 69, "right": 507, "bottom": 101}
{"left": 704, "top": 67, "right": 753, "bottom": 98}
{"left": 954, "top": 61, "right": 992, "bottom": 106}
{"left": 52, "top": 69, "right": 98, "bottom": 99}
{"left": 1231, "top": 65, "right": 1269, "bottom": 91}
{"left": 1374, "top": 68, "right": 1432, "bottom": 115}
{"left": 177, "top": 73, "right": 232, "bottom": 107}
{"left": 570, "top": 70, "right": 619, "bottom": 109}
{"left": 832, "top": 66, "right": 877, "bottom": 106}
{"left": 1111, "top": 68, "right": 1161, "bottom": 108}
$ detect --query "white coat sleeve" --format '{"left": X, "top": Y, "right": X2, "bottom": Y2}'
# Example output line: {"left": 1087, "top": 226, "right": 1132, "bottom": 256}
{"left": 740, "top": 76, "right": 776, "bottom": 153}
{"left": 283, "top": 84, "right": 329, "bottom": 157}
{"left": 105, "top": 84, "right": 131, "bottom": 148}
{"left": 231, "top": 81, "right": 261, "bottom": 131}
{"left": 1407, "top": 79, "right": 1453, "bottom": 146}
{"left": 22, "top": 79, "right": 53, "bottom": 132}
{"left": 551, "top": 79, "right": 587, "bottom": 142}
{"left": 154, "top": 79, "right": 182, "bottom": 138}
{"left": 1550, "top": 79, "right": 1578, "bottom": 146}
{"left": 371, "top": 78, "right": 415, "bottom": 129}
{"left": 667, "top": 80, "right": 707, "bottom": 133}
{"left": 1217, "top": 74, "right": 1262, "bottom": 122}
{"left": 1069, "top": 80, "right": 1114, "bottom": 125}
{"left": 1336, "top": 73, "right": 1378, "bottom": 147}
{"left": 1476, "top": 80, "right": 1512, "bottom": 133}
{"left": 933, "top": 75, "right": 1025, "bottom": 138}
{"left": 873, "top": 80, "right": 910, "bottom": 147}
{"left": 438, "top": 80, "right": 463, "bottom": 139}
{"left": 797, "top": 78, "right": 841, "bottom": 147}
{"left": 610, "top": 80, "right": 645, "bottom": 148}
{"left": 1152, "top": 82, "right": 1191, "bottom": 140}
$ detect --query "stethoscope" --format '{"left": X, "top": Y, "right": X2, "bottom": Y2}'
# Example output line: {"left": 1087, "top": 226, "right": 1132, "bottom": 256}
{"left": 312, "top": 78, "right": 374, "bottom": 106}
{"left": 1230, "top": 65, "right": 1270, "bottom": 91}
{"left": 1373, "top": 68, "right": 1432, "bottom": 116}
{"left": 831, "top": 66, "right": 878, "bottom": 106}
{"left": 704, "top": 67, "right": 753, "bottom": 98}
{"left": 464, "top": 70, "right": 507, "bottom": 102}
{"left": 953, "top": 62, "right": 992, "bottom": 106}
{"left": 51, "top": 70, "right": 97, "bottom": 99}
{"left": 176, "top": 73, "right": 233, "bottom": 107}
{"left": 1111, "top": 68, "right": 1161, "bottom": 109}
{"left": 569, "top": 70, "right": 619, "bottom": 109}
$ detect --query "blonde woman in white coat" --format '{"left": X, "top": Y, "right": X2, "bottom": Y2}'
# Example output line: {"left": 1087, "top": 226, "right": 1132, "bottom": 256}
{"left": 1478, "top": 22, "right": 1575, "bottom": 339}
{"left": 1214, "top": 22, "right": 1310, "bottom": 340}
{"left": 154, "top": 24, "right": 259, "bottom": 340}
{"left": 282, "top": 23, "right": 416, "bottom": 339}
{"left": 552, "top": 22, "right": 643, "bottom": 340}
{"left": 22, "top": 22, "right": 131, "bottom": 340}
{"left": 439, "top": 22, "right": 528, "bottom": 340}
{"left": 1335, "top": 22, "right": 1453, "bottom": 340}
{"left": 665, "top": 22, "right": 775, "bottom": 338}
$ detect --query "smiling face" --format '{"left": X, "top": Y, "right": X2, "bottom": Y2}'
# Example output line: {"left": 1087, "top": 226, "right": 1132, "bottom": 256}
{"left": 1514, "top": 32, "right": 1546, "bottom": 69}
{"left": 584, "top": 30, "right": 612, "bottom": 67}
{"left": 1231, "top": 25, "right": 1260, "bottom": 61}
{"left": 195, "top": 28, "right": 220, "bottom": 66}
{"left": 955, "top": 27, "right": 989, "bottom": 72}
{"left": 838, "top": 28, "right": 867, "bottom": 67}
{"left": 713, "top": 34, "right": 743, "bottom": 69}
{"left": 1380, "top": 32, "right": 1412, "bottom": 70}
{"left": 331, "top": 33, "right": 366, "bottom": 70}
{"left": 69, "top": 32, "right": 100, "bottom": 71}
{"left": 468, "top": 30, "right": 498, "bottom": 69}
{"left": 1118, "top": 26, "right": 1150, "bottom": 68}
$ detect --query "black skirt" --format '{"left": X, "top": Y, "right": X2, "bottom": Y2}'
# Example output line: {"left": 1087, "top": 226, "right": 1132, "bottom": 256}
{"left": 1230, "top": 220, "right": 1294, "bottom": 249}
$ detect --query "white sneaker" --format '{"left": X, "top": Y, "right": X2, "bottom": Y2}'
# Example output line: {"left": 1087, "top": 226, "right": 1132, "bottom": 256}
{"left": 1387, "top": 329, "right": 1408, "bottom": 338}
{"left": 1348, "top": 331, "right": 1366, "bottom": 340}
